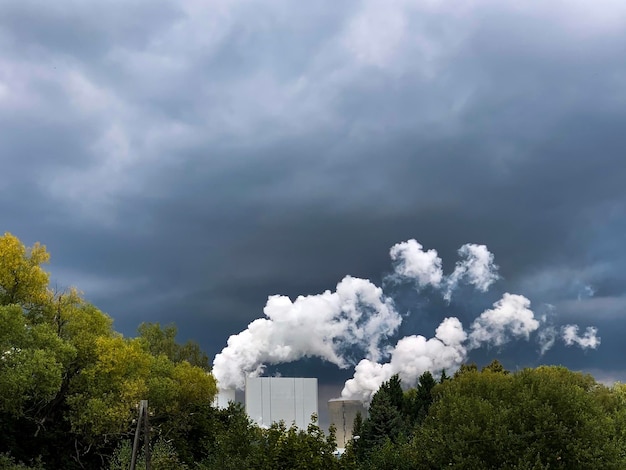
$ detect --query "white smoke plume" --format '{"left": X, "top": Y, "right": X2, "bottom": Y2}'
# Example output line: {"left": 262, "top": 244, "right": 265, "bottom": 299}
{"left": 467, "top": 294, "right": 540, "bottom": 349}
{"left": 213, "top": 238, "right": 601, "bottom": 402}
{"left": 562, "top": 325, "right": 601, "bottom": 349}
{"left": 341, "top": 317, "right": 467, "bottom": 402}
{"left": 537, "top": 326, "right": 557, "bottom": 356}
{"left": 390, "top": 239, "right": 443, "bottom": 287}
{"left": 535, "top": 304, "right": 557, "bottom": 355}
{"left": 340, "top": 293, "right": 542, "bottom": 402}
{"left": 212, "top": 275, "right": 401, "bottom": 389}
{"left": 444, "top": 244, "right": 500, "bottom": 301}
{"left": 390, "top": 240, "right": 499, "bottom": 301}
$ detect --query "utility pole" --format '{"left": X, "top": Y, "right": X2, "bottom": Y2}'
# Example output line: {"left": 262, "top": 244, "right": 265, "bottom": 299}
{"left": 130, "top": 400, "right": 152, "bottom": 470}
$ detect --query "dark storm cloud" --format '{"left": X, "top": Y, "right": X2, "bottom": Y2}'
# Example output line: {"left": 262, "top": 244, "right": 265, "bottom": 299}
{"left": 2, "top": 0, "right": 626, "bottom": 394}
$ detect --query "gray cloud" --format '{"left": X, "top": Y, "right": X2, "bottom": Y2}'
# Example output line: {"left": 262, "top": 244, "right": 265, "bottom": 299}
{"left": 1, "top": 0, "right": 626, "bottom": 404}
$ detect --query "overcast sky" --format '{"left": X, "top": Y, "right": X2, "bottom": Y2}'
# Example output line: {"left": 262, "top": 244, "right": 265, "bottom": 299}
{"left": 2, "top": 0, "right": 626, "bottom": 412}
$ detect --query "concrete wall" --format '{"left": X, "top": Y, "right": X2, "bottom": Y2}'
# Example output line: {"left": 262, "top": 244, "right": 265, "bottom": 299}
{"left": 328, "top": 399, "right": 368, "bottom": 448}
{"left": 245, "top": 377, "right": 318, "bottom": 429}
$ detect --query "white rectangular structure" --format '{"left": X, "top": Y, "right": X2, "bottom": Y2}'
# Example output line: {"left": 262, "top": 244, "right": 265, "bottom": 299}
{"left": 245, "top": 377, "right": 318, "bottom": 430}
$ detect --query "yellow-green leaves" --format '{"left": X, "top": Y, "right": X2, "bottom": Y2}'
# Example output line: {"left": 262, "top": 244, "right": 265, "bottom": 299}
{"left": 0, "top": 233, "right": 218, "bottom": 467}
{"left": 171, "top": 360, "right": 216, "bottom": 406}
{"left": 0, "top": 233, "right": 50, "bottom": 307}
{"left": 69, "top": 337, "right": 151, "bottom": 437}
{"left": 69, "top": 335, "right": 217, "bottom": 440}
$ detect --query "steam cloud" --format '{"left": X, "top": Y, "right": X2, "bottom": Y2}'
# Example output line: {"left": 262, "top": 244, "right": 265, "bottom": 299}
{"left": 562, "top": 325, "right": 600, "bottom": 349}
{"left": 389, "top": 239, "right": 443, "bottom": 287}
{"left": 212, "top": 239, "right": 601, "bottom": 401}
{"left": 467, "top": 294, "right": 539, "bottom": 349}
{"left": 340, "top": 293, "right": 542, "bottom": 401}
{"left": 444, "top": 244, "right": 500, "bottom": 301}
{"left": 342, "top": 317, "right": 467, "bottom": 402}
{"left": 213, "top": 276, "right": 401, "bottom": 389}
{"left": 389, "top": 239, "right": 500, "bottom": 301}
{"left": 537, "top": 326, "right": 557, "bottom": 356}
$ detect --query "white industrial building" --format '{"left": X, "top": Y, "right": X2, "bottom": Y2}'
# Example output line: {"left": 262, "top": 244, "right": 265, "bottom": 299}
{"left": 245, "top": 377, "right": 318, "bottom": 430}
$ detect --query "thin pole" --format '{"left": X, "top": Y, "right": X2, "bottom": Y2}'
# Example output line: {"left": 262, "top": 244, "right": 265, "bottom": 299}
{"left": 129, "top": 401, "right": 145, "bottom": 470}
{"left": 144, "top": 400, "right": 151, "bottom": 470}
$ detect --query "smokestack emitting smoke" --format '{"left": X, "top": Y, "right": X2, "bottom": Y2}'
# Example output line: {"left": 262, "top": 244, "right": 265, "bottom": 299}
{"left": 212, "top": 239, "right": 600, "bottom": 401}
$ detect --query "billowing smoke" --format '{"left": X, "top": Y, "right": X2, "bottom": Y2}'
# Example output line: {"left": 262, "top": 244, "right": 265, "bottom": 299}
{"left": 340, "top": 293, "right": 542, "bottom": 402}
{"left": 213, "top": 276, "right": 401, "bottom": 389}
{"left": 534, "top": 306, "right": 600, "bottom": 356}
{"left": 341, "top": 317, "right": 467, "bottom": 402}
{"left": 389, "top": 239, "right": 443, "bottom": 287}
{"left": 212, "top": 239, "right": 601, "bottom": 401}
{"left": 444, "top": 244, "right": 500, "bottom": 301}
{"left": 389, "top": 239, "right": 499, "bottom": 301}
{"left": 562, "top": 325, "right": 600, "bottom": 349}
{"left": 467, "top": 294, "right": 539, "bottom": 349}
{"left": 537, "top": 326, "right": 557, "bottom": 356}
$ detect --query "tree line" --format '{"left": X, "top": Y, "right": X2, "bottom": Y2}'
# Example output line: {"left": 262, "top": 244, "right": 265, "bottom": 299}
{"left": 1, "top": 232, "right": 626, "bottom": 469}
{"left": 344, "top": 362, "right": 626, "bottom": 469}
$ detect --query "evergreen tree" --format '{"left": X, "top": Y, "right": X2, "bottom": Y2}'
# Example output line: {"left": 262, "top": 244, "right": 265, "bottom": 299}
{"left": 404, "top": 371, "right": 436, "bottom": 426}
{"left": 357, "top": 375, "right": 406, "bottom": 463}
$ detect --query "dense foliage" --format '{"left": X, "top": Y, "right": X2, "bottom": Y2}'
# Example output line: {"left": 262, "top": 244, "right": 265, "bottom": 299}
{"left": 347, "top": 363, "right": 626, "bottom": 469}
{"left": 2, "top": 232, "right": 626, "bottom": 469}
{"left": 0, "top": 233, "right": 217, "bottom": 468}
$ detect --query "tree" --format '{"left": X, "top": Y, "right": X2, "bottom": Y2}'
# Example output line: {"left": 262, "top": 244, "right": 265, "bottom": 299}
{"left": 137, "top": 322, "right": 210, "bottom": 370}
{"left": 0, "top": 233, "right": 217, "bottom": 468}
{"left": 67, "top": 334, "right": 217, "bottom": 451}
{"left": 403, "top": 371, "right": 436, "bottom": 426}
{"left": 356, "top": 375, "right": 406, "bottom": 463}
{"left": 259, "top": 416, "right": 339, "bottom": 470}
{"left": 379, "top": 374, "right": 404, "bottom": 411}
{"left": 481, "top": 358, "right": 509, "bottom": 374}
{"left": 0, "top": 233, "right": 50, "bottom": 308}
{"left": 67, "top": 336, "right": 152, "bottom": 439}
{"left": 109, "top": 438, "right": 188, "bottom": 470}
{"left": 0, "top": 305, "right": 74, "bottom": 417}
{"left": 0, "top": 233, "right": 117, "bottom": 468}
{"left": 453, "top": 362, "right": 478, "bottom": 378}
{"left": 409, "top": 365, "right": 625, "bottom": 469}
{"left": 196, "top": 402, "right": 264, "bottom": 469}
{"left": 352, "top": 411, "right": 363, "bottom": 439}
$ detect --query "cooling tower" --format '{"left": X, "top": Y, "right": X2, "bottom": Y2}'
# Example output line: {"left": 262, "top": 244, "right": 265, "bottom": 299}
{"left": 213, "top": 388, "right": 236, "bottom": 409}
{"left": 245, "top": 377, "right": 318, "bottom": 429}
{"left": 328, "top": 399, "right": 368, "bottom": 448}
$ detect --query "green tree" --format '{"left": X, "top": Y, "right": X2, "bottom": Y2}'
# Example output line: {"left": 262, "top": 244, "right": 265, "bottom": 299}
{"left": 356, "top": 376, "right": 406, "bottom": 463}
{"left": 481, "top": 358, "right": 509, "bottom": 374}
{"left": 67, "top": 334, "right": 216, "bottom": 451}
{"left": 0, "top": 305, "right": 74, "bottom": 417}
{"left": 137, "top": 322, "right": 210, "bottom": 370}
{"left": 409, "top": 365, "right": 625, "bottom": 469}
{"left": 0, "top": 453, "right": 44, "bottom": 470}
{"left": 403, "top": 371, "right": 436, "bottom": 426}
{"left": 109, "top": 438, "right": 188, "bottom": 470}
{"left": 196, "top": 402, "right": 265, "bottom": 469}
{"left": 366, "top": 435, "right": 415, "bottom": 470}
{"left": 0, "top": 233, "right": 217, "bottom": 468}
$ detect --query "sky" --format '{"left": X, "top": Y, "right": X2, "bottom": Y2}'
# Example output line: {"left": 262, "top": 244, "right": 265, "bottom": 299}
{"left": 2, "top": 0, "right": 626, "bottom": 418}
